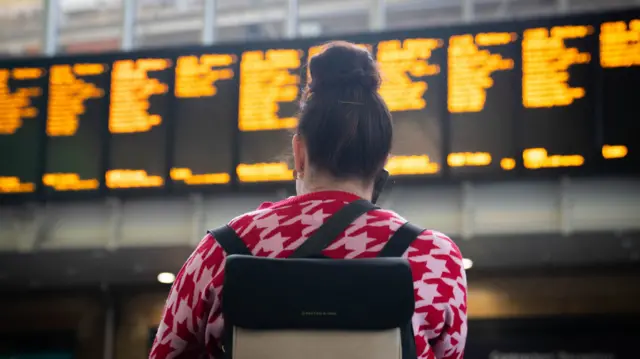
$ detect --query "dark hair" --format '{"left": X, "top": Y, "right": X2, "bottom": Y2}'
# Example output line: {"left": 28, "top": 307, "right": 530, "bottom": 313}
{"left": 298, "top": 41, "right": 393, "bottom": 183}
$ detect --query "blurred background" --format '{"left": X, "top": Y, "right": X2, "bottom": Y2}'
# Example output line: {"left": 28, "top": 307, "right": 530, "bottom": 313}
{"left": 2, "top": 0, "right": 640, "bottom": 55}
{"left": 1, "top": 0, "right": 640, "bottom": 358}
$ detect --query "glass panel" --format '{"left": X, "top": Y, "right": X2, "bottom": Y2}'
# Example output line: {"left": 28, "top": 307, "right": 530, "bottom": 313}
{"left": 58, "top": 0, "right": 123, "bottom": 54}
{"left": 0, "top": 0, "right": 43, "bottom": 57}
{"left": 298, "top": 0, "right": 368, "bottom": 37}
{"left": 217, "top": 0, "right": 286, "bottom": 42}
{"left": 136, "top": 0, "right": 203, "bottom": 48}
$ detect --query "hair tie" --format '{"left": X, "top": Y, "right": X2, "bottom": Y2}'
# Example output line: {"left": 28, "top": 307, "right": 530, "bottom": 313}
{"left": 339, "top": 101, "right": 363, "bottom": 105}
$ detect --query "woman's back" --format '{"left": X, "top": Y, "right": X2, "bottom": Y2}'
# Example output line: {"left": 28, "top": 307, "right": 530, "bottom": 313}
{"left": 151, "top": 40, "right": 467, "bottom": 358}
{"left": 150, "top": 190, "right": 467, "bottom": 359}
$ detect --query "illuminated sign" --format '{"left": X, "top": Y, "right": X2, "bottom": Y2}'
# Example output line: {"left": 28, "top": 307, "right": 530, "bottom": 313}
{"left": 600, "top": 20, "right": 640, "bottom": 68}
{"left": 106, "top": 57, "right": 172, "bottom": 190}
{"left": 447, "top": 29, "right": 519, "bottom": 175}
{"left": 44, "top": 62, "right": 109, "bottom": 195}
{"left": 42, "top": 173, "right": 99, "bottom": 191}
{"left": 522, "top": 25, "right": 592, "bottom": 108}
{"left": 238, "top": 49, "right": 302, "bottom": 132}
{"left": 236, "top": 163, "right": 294, "bottom": 183}
{"left": 448, "top": 32, "right": 516, "bottom": 113}
{"left": 447, "top": 152, "right": 492, "bottom": 167}
{"left": 106, "top": 169, "right": 164, "bottom": 189}
{"left": 0, "top": 176, "right": 35, "bottom": 194}
{"left": 600, "top": 19, "right": 639, "bottom": 165}
{"left": 0, "top": 68, "right": 44, "bottom": 135}
{"left": 47, "top": 64, "right": 106, "bottom": 137}
{"left": 175, "top": 54, "right": 236, "bottom": 98}
{"left": 500, "top": 158, "right": 516, "bottom": 171}
{"left": 171, "top": 53, "right": 237, "bottom": 187}
{"left": 0, "top": 66, "right": 46, "bottom": 194}
{"left": 377, "top": 38, "right": 441, "bottom": 112}
{"left": 523, "top": 148, "right": 584, "bottom": 169}
{"left": 109, "top": 58, "right": 171, "bottom": 134}
{"left": 170, "top": 168, "right": 230, "bottom": 185}
{"left": 602, "top": 145, "right": 628, "bottom": 160}
{"left": 385, "top": 155, "right": 439, "bottom": 176}
{"left": 2, "top": 11, "right": 640, "bottom": 196}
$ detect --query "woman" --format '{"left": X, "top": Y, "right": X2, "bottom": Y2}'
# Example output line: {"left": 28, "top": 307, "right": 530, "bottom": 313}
{"left": 150, "top": 41, "right": 467, "bottom": 359}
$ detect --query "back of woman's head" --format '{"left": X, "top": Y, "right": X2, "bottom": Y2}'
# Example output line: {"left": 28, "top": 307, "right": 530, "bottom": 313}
{"left": 298, "top": 41, "right": 393, "bottom": 183}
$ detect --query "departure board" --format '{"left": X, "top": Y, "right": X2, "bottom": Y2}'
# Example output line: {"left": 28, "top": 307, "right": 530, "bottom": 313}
{"left": 519, "top": 22, "right": 596, "bottom": 172}
{"left": 236, "top": 48, "right": 303, "bottom": 183}
{"left": 1, "top": 9, "right": 639, "bottom": 203}
{"left": 599, "top": 16, "right": 640, "bottom": 171}
{"left": 44, "top": 62, "right": 109, "bottom": 194}
{"left": 377, "top": 37, "right": 445, "bottom": 177}
{"left": 107, "top": 57, "right": 172, "bottom": 190}
{"left": 171, "top": 52, "right": 238, "bottom": 189}
{"left": 0, "top": 65, "right": 47, "bottom": 195}
{"left": 448, "top": 30, "right": 519, "bottom": 176}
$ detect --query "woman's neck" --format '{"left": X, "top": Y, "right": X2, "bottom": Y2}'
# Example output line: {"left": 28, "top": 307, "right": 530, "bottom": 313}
{"left": 299, "top": 176, "right": 373, "bottom": 201}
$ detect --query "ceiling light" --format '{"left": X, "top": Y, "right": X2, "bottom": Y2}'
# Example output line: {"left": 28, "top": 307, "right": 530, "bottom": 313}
{"left": 157, "top": 272, "right": 176, "bottom": 284}
{"left": 462, "top": 258, "right": 473, "bottom": 270}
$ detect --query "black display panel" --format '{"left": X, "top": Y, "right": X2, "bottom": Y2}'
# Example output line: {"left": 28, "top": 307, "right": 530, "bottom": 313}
{"left": 598, "top": 14, "right": 640, "bottom": 173}
{"left": 43, "top": 61, "right": 109, "bottom": 195}
{"left": 448, "top": 26, "right": 519, "bottom": 176}
{"left": 376, "top": 36, "right": 445, "bottom": 178}
{"left": 0, "top": 9, "right": 638, "bottom": 204}
{"left": 236, "top": 47, "right": 303, "bottom": 183}
{"left": 170, "top": 51, "right": 238, "bottom": 189}
{"left": 518, "top": 18, "right": 598, "bottom": 174}
{"left": 0, "top": 64, "right": 47, "bottom": 196}
{"left": 106, "top": 56, "right": 173, "bottom": 191}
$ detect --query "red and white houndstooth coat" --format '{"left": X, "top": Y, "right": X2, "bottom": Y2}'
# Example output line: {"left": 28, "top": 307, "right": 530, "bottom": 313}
{"left": 150, "top": 190, "right": 468, "bottom": 359}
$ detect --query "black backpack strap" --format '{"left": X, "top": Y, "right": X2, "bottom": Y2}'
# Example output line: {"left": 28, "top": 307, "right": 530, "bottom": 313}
{"left": 378, "top": 221, "right": 424, "bottom": 359}
{"left": 377, "top": 221, "right": 424, "bottom": 258}
{"left": 290, "top": 199, "right": 378, "bottom": 258}
{"left": 208, "top": 225, "right": 252, "bottom": 256}
{"left": 401, "top": 321, "right": 417, "bottom": 359}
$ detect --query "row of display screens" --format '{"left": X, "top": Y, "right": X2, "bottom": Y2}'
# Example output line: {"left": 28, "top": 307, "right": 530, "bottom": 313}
{"left": 0, "top": 9, "right": 638, "bottom": 199}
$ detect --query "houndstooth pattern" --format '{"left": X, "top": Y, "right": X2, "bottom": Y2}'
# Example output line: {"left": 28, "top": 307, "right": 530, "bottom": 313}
{"left": 150, "top": 191, "right": 468, "bottom": 359}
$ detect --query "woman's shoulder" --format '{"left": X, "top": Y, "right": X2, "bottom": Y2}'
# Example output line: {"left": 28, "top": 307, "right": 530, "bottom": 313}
{"left": 226, "top": 195, "right": 353, "bottom": 233}
{"left": 369, "top": 207, "right": 462, "bottom": 259}
{"left": 221, "top": 198, "right": 461, "bottom": 264}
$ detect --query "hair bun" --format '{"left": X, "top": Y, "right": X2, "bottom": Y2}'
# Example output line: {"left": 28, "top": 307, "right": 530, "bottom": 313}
{"left": 308, "top": 41, "right": 381, "bottom": 93}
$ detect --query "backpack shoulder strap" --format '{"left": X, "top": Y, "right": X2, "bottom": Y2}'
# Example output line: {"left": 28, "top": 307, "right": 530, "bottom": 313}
{"left": 208, "top": 225, "right": 252, "bottom": 256}
{"left": 290, "top": 199, "right": 378, "bottom": 258}
{"left": 378, "top": 221, "right": 424, "bottom": 359}
{"left": 377, "top": 221, "right": 424, "bottom": 258}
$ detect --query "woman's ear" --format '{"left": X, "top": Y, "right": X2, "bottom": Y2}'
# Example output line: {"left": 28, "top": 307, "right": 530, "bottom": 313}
{"left": 292, "top": 134, "right": 306, "bottom": 177}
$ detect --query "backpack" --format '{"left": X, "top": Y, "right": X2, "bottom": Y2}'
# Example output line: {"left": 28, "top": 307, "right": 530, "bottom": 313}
{"left": 208, "top": 199, "right": 424, "bottom": 359}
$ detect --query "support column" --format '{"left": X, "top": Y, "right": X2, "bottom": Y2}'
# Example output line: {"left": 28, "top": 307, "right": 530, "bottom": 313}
{"left": 121, "top": 0, "right": 137, "bottom": 51}
{"left": 202, "top": 0, "right": 217, "bottom": 45}
{"left": 17, "top": 204, "right": 46, "bottom": 252}
{"left": 557, "top": 0, "right": 570, "bottom": 14}
{"left": 462, "top": 0, "right": 474, "bottom": 23}
{"left": 558, "top": 177, "right": 573, "bottom": 236}
{"left": 190, "top": 194, "right": 205, "bottom": 246}
{"left": 369, "top": 0, "right": 386, "bottom": 32}
{"left": 103, "top": 291, "right": 115, "bottom": 359}
{"left": 106, "top": 198, "right": 123, "bottom": 250}
{"left": 42, "top": 0, "right": 60, "bottom": 56}
{"left": 285, "top": 0, "right": 299, "bottom": 39}
{"left": 460, "top": 182, "right": 475, "bottom": 240}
